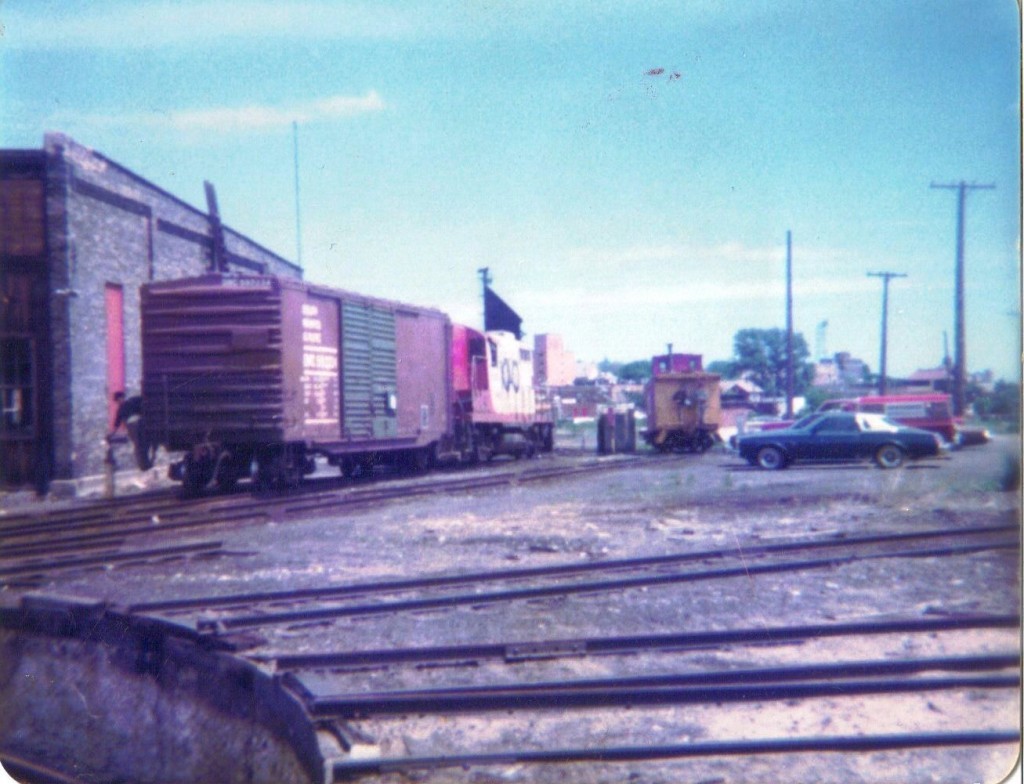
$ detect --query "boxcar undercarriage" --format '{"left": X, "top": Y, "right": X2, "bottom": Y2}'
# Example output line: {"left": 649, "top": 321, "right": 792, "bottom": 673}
{"left": 169, "top": 420, "right": 555, "bottom": 495}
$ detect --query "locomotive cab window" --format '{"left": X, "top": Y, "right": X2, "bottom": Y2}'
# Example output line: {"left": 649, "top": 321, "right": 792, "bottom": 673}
{"left": 468, "top": 335, "right": 486, "bottom": 359}
{"left": 488, "top": 339, "right": 498, "bottom": 367}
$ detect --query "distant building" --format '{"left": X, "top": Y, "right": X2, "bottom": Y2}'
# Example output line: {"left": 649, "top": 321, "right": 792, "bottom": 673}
{"left": 575, "top": 360, "right": 599, "bottom": 383}
{"left": 812, "top": 352, "right": 870, "bottom": 389}
{"left": 906, "top": 367, "right": 952, "bottom": 393}
{"left": 720, "top": 379, "right": 765, "bottom": 408}
{"left": 551, "top": 383, "right": 610, "bottom": 422}
{"left": 813, "top": 358, "right": 840, "bottom": 387}
{"left": 534, "top": 333, "right": 576, "bottom": 387}
{"left": 970, "top": 369, "right": 996, "bottom": 392}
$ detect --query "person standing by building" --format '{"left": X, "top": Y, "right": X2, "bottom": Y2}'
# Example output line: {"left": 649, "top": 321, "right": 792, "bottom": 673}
{"left": 109, "top": 391, "right": 153, "bottom": 470}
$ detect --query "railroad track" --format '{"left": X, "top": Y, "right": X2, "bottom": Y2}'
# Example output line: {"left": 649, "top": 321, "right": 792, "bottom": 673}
{"left": 118, "top": 522, "right": 1017, "bottom": 636}
{"left": 0, "top": 454, "right": 647, "bottom": 587}
{"left": 291, "top": 611, "right": 1020, "bottom": 779}
{"left": 116, "top": 520, "right": 1017, "bottom": 780}
{"left": 2, "top": 452, "right": 1017, "bottom": 781}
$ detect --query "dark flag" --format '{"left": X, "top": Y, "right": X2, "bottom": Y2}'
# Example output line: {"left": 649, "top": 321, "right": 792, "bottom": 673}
{"left": 484, "top": 286, "right": 523, "bottom": 339}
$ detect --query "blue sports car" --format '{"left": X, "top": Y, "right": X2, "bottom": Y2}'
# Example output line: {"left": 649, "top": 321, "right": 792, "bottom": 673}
{"left": 737, "top": 412, "right": 943, "bottom": 470}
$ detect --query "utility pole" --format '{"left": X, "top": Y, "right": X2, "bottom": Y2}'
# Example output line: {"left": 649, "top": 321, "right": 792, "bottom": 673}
{"left": 785, "top": 230, "right": 794, "bottom": 418}
{"left": 867, "top": 271, "right": 907, "bottom": 395}
{"left": 930, "top": 180, "right": 994, "bottom": 415}
{"left": 293, "top": 121, "right": 303, "bottom": 267}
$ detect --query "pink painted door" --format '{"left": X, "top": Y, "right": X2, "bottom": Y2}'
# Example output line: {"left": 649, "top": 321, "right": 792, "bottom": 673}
{"left": 105, "top": 284, "right": 125, "bottom": 428}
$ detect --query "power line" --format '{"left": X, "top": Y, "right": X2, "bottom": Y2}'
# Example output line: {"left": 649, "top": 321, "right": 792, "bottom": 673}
{"left": 930, "top": 181, "right": 995, "bottom": 415}
{"left": 867, "top": 271, "right": 907, "bottom": 395}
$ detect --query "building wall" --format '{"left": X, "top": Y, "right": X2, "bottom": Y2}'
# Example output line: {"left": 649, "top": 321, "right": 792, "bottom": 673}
{"left": 4, "top": 133, "right": 304, "bottom": 490}
{"left": 534, "top": 333, "right": 576, "bottom": 387}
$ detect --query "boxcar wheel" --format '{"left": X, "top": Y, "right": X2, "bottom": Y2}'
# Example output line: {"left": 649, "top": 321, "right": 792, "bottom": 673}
{"left": 182, "top": 454, "right": 214, "bottom": 496}
{"left": 875, "top": 444, "right": 905, "bottom": 469}
{"left": 756, "top": 446, "right": 786, "bottom": 470}
{"left": 412, "top": 445, "right": 435, "bottom": 472}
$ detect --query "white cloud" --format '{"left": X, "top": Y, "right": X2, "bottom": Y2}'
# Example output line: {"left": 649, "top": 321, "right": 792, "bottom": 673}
{"left": 55, "top": 92, "right": 385, "bottom": 135}
{"left": 167, "top": 92, "right": 386, "bottom": 132}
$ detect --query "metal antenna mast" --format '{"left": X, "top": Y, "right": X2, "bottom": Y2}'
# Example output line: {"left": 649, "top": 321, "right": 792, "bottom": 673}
{"left": 867, "top": 271, "right": 907, "bottom": 395}
{"left": 930, "top": 180, "right": 994, "bottom": 415}
{"left": 477, "top": 267, "right": 492, "bottom": 329}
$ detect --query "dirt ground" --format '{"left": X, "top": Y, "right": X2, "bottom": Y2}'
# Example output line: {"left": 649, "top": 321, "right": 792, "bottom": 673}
{"left": 7, "top": 435, "right": 1023, "bottom": 784}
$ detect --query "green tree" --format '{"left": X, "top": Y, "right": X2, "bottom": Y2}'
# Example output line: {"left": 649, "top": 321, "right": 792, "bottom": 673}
{"left": 731, "top": 328, "right": 814, "bottom": 396}
{"left": 705, "top": 359, "right": 738, "bottom": 379}
{"left": 617, "top": 360, "right": 652, "bottom": 383}
{"left": 970, "top": 380, "right": 1021, "bottom": 428}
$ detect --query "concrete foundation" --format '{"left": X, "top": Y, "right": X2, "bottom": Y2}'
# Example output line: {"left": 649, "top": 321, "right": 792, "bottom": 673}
{"left": 0, "top": 597, "right": 324, "bottom": 784}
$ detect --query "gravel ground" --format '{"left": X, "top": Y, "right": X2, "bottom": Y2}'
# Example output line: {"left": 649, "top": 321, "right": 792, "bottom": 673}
{"left": 5, "top": 436, "right": 1021, "bottom": 783}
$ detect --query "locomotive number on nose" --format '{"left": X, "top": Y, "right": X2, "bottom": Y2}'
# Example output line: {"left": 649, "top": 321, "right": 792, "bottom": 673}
{"left": 501, "top": 358, "right": 520, "bottom": 393}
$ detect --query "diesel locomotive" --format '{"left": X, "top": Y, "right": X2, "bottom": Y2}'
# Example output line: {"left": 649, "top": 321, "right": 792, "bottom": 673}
{"left": 140, "top": 274, "right": 553, "bottom": 493}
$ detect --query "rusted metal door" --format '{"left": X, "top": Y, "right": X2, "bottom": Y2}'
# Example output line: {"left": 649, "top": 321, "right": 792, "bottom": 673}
{"left": 105, "top": 283, "right": 125, "bottom": 428}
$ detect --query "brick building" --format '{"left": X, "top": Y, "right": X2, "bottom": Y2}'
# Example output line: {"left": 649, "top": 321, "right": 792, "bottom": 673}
{"left": 1, "top": 133, "right": 301, "bottom": 494}
{"left": 534, "top": 333, "right": 576, "bottom": 387}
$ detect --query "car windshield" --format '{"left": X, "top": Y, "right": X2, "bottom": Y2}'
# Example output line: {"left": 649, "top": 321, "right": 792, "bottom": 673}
{"left": 788, "top": 414, "right": 824, "bottom": 430}
{"left": 855, "top": 413, "right": 901, "bottom": 432}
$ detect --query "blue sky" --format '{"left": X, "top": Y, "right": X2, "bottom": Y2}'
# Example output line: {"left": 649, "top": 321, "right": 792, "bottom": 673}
{"left": 2, "top": 1, "right": 1020, "bottom": 379}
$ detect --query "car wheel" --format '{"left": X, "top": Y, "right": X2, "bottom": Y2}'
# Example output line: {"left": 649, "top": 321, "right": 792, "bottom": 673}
{"left": 756, "top": 446, "right": 786, "bottom": 470}
{"left": 875, "top": 444, "right": 905, "bottom": 469}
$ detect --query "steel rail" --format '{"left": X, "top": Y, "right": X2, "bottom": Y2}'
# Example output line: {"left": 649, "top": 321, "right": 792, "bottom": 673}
{"left": 266, "top": 613, "right": 1020, "bottom": 671}
{"left": 0, "top": 490, "right": 178, "bottom": 528}
{"left": 0, "top": 540, "right": 226, "bottom": 580}
{"left": 132, "top": 521, "right": 1017, "bottom": 614}
{"left": 310, "top": 674, "right": 1020, "bottom": 718}
{"left": 0, "top": 508, "right": 269, "bottom": 560}
{"left": 277, "top": 458, "right": 647, "bottom": 517}
{"left": 1, "top": 533, "right": 130, "bottom": 560}
{"left": 301, "top": 652, "right": 1021, "bottom": 718}
{"left": 330, "top": 731, "right": 1021, "bottom": 778}
{"left": 198, "top": 538, "right": 1017, "bottom": 631}
{"left": 0, "top": 495, "right": 263, "bottom": 542}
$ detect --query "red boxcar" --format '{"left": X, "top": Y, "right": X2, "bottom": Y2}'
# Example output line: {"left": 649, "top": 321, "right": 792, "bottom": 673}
{"left": 142, "top": 274, "right": 451, "bottom": 491}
